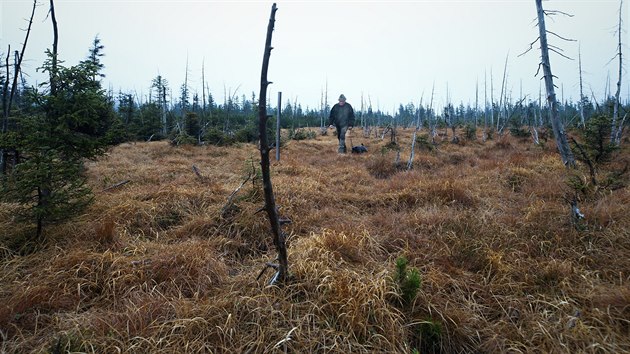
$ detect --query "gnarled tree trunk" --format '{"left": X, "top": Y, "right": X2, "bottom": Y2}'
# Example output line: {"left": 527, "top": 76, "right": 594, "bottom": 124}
{"left": 257, "top": 3, "right": 288, "bottom": 284}
{"left": 535, "top": 0, "right": 576, "bottom": 167}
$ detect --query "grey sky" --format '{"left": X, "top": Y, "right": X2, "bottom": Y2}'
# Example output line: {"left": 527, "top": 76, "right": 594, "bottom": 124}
{"left": 2, "top": 0, "right": 628, "bottom": 113}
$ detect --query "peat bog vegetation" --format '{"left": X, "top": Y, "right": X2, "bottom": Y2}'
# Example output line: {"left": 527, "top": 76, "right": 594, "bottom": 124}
{"left": 1, "top": 129, "right": 629, "bottom": 353}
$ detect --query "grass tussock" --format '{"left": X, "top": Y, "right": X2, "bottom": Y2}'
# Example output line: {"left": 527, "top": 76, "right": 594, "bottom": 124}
{"left": 0, "top": 128, "right": 629, "bottom": 353}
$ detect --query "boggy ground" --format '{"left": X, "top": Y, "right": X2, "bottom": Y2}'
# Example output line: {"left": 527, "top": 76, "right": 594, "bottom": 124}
{"left": 1, "top": 127, "right": 629, "bottom": 353}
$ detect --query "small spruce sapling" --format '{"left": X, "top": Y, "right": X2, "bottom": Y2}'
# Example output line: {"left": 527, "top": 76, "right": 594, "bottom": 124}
{"left": 394, "top": 256, "right": 421, "bottom": 306}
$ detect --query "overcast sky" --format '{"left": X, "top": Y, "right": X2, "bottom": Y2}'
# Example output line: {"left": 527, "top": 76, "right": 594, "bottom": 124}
{"left": 2, "top": 0, "right": 629, "bottom": 113}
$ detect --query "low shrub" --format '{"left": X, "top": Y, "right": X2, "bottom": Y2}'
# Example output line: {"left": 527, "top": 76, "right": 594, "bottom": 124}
{"left": 394, "top": 256, "right": 421, "bottom": 307}
{"left": 203, "top": 127, "right": 235, "bottom": 146}
{"left": 288, "top": 128, "right": 316, "bottom": 141}
{"left": 366, "top": 152, "right": 403, "bottom": 179}
{"left": 464, "top": 124, "right": 477, "bottom": 141}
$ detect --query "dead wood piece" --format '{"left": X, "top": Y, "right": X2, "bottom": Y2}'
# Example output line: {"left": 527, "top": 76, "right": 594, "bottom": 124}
{"left": 256, "top": 3, "right": 288, "bottom": 285}
{"left": 220, "top": 173, "right": 252, "bottom": 218}
{"left": 103, "top": 180, "right": 130, "bottom": 192}
{"left": 192, "top": 164, "right": 205, "bottom": 181}
{"left": 257, "top": 262, "right": 279, "bottom": 281}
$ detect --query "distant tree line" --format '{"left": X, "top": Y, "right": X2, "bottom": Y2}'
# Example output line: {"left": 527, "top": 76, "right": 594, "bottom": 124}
{"left": 76, "top": 79, "right": 629, "bottom": 146}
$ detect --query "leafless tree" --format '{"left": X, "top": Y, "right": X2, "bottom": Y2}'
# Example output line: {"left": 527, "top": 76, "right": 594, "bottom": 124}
{"left": 475, "top": 79, "right": 479, "bottom": 129}
{"left": 490, "top": 68, "right": 494, "bottom": 128}
{"left": 428, "top": 83, "right": 436, "bottom": 144}
{"left": 1, "top": 0, "right": 37, "bottom": 173}
{"left": 578, "top": 43, "right": 586, "bottom": 128}
{"left": 407, "top": 93, "right": 424, "bottom": 171}
{"left": 483, "top": 70, "right": 488, "bottom": 141}
{"left": 319, "top": 87, "right": 325, "bottom": 134}
{"left": 523, "top": 0, "right": 576, "bottom": 166}
{"left": 276, "top": 92, "right": 281, "bottom": 162}
{"left": 256, "top": 3, "right": 287, "bottom": 285}
{"left": 611, "top": 0, "right": 625, "bottom": 145}
{"left": 497, "top": 52, "right": 509, "bottom": 135}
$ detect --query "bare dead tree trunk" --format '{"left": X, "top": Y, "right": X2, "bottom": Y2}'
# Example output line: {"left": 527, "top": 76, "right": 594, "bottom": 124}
{"left": 571, "top": 137, "right": 597, "bottom": 186}
{"left": 483, "top": 70, "right": 488, "bottom": 142}
{"left": 161, "top": 83, "right": 167, "bottom": 136}
{"left": 33, "top": 0, "right": 60, "bottom": 239}
{"left": 319, "top": 87, "right": 324, "bottom": 134}
{"left": 2, "top": 0, "right": 36, "bottom": 174}
{"left": 578, "top": 43, "right": 586, "bottom": 128}
{"left": 276, "top": 91, "right": 281, "bottom": 162}
{"left": 490, "top": 68, "right": 494, "bottom": 128}
{"left": 49, "top": 0, "right": 59, "bottom": 96}
{"left": 257, "top": 3, "right": 287, "bottom": 284}
{"left": 180, "top": 56, "right": 189, "bottom": 134}
{"left": 429, "top": 82, "right": 436, "bottom": 143}
{"left": 8, "top": 1, "right": 35, "bottom": 122}
{"left": 200, "top": 60, "right": 206, "bottom": 143}
{"left": 407, "top": 95, "right": 423, "bottom": 170}
{"left": 475, "top": 78, "right": 479, "bottom": 129}
{"left": 497, "top": 53, "right": 509, "bottom": 134}
{"left": 323, "top": 80, "right": 328, "bottom": 135}
{"left": 1, "top": 48, "right": 10, "bottom": 174}
{"left": 223, "top": 84, "right": 228, "bottom": 133}
{"left": 536, "top": 0, "right": 576, "bottom": 167}
{"left": 531, "top": 114, "right": 540, "bottom": 145}
{"left": 611, "top": 0, "right": 624, "bottom": 145}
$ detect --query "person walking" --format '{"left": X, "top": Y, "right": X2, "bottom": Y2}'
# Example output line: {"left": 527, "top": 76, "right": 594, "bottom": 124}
{"left": 328, "top": 94, "right": 355, "bottom": 153}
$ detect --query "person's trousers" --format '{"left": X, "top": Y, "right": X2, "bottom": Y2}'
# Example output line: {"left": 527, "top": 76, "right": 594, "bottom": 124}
{"left": 336, "top": 126, "right": 348, "bottom": 153}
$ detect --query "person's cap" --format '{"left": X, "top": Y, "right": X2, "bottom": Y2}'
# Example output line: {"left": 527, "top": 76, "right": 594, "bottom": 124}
{"left": 339, "top": 94, "right": 346, "bottom": 102}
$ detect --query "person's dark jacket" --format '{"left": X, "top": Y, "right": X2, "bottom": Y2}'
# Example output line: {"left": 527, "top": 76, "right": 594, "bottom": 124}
{"left": 328, "top": 103, "right": 355, "bottom": 128}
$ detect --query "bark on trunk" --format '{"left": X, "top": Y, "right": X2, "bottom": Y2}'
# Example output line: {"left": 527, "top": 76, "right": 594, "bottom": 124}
{"left": 536, "top": 0, "right": 576, "bottom": 167}
{"left": 49, "top": 0, "right": 59, "bottom": 95}
{"left": 2, "top": 0, "right": 37, "bottom": 174}
{"left": 1, "top": 48, "right": 10, "bottom": 173}
{"left": 578, "top": 44, "right": 586, "bottom": 128}
{"left": 611, "top": 0, "right": 624, "bottom": 145}
{"left": 257, "top": 3, "right": 288, "bottom": 284}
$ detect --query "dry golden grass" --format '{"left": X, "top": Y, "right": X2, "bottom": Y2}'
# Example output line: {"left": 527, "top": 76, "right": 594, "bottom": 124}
{"left": 0, "top": 127, "right": 629, "bottom": 353}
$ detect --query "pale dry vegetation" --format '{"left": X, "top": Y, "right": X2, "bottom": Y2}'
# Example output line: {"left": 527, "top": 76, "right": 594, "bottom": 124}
{"left": 1, "top": 129, "right": 628, "bottom": 353}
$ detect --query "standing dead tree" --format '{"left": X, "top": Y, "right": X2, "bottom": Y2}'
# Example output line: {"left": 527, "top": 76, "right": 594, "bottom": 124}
{"left": 256, "top": 3, "right": 288, "bottom": 285}
{"left": 1, "top": 0, "right": 37, "bottom": 174}
{"left": 496, "top": 52, "right": 509, "bottom": 135}
{"left": 1, "top": 49, "right": 10, "bottom": 174}
{"left": 483, "top": 70, "right": 488, "bottom": 141}
{"left": 407, "top": 93, "right": 424, "bottom": 171}
{"left": 578, "top": 43, "right": 586, "bottom": 128}
{"left": 522, "top": 0, "right": 576, "bottom": 167}
{"left": 611, "top": 0, "right": 625, "bottom": 145}
{"left": 428, "top": 83, "right": 436, "bottom": 144}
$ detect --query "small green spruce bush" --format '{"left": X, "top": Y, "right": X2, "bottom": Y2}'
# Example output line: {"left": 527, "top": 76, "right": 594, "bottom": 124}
{"left": 464, "top": 124, "right": 477, "bottom": 141}
{"left": 394, "top": 256, "right": 421, "bottom": 306}
{"left": 417, "top": 319, "right": 442, "bottom": 353}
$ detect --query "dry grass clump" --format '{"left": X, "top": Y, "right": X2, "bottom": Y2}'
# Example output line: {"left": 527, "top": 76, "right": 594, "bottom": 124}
{"left": 494, "top": 134, "right": 514, "bottom": 150}
{"left": 422, "top": 179, "right": 477, "bottom": 207}
{"left": 586, "top": 188, "right": 630, "bottom": 228}
{"left": 506, "top": 166, "right": 535, "bottom": 192}
{"left": 1, "top": 129, "right": 629, "bottom": 353}
{"left": 365, "top": 151, "right": 404, "bottom": 179}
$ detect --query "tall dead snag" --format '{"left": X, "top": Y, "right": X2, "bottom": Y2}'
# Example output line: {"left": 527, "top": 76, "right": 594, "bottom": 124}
{"left": 1, "top": 48, "right": 10, "bottom": 174}
{"left": 534, "top": 0, "right": 576, "bottom": 167}
{"left": 407, "top": 94, "right": 423, "bottom": 171}
{"left": 49, "top": 0, "right": 59, "bottom": 95}
{"left": 257, "top": 3, "right": 288, "bottom": 284}
{"left": 578, "top": 43, "right": 586, "bottom": 128}
{"left": 611, "top": 0, "right": 624, "bottom": 145}
{"left": 1, "top": 0, "right": 37, "bottom": 173}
